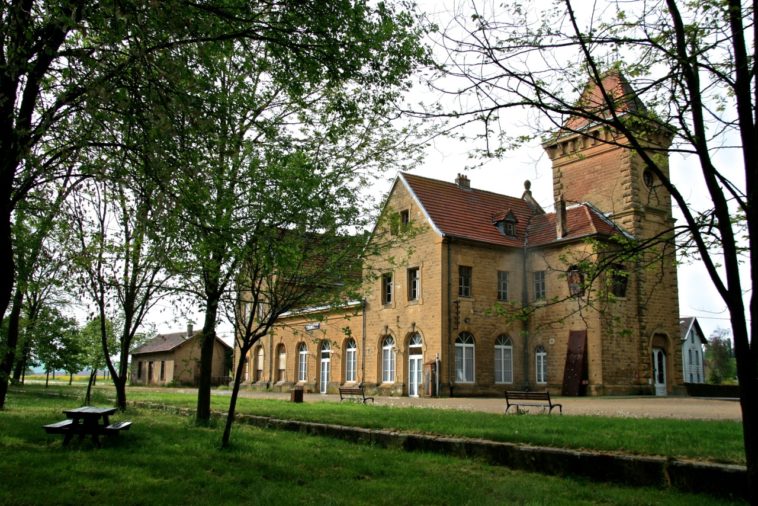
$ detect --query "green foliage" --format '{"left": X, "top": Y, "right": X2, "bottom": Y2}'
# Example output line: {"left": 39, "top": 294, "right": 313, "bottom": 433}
{"left": 706, "top": 328, "right": 736, "bottom": 385}
{"left": 32, "top": 307, "right": 83, "bottom": 376}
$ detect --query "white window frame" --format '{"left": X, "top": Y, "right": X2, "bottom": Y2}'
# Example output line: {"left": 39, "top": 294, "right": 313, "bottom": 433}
{"left": 494, "top": 335, "right": 513, "bottom": 384}
{"left": 382, "top": 336, "right": 396, "bottom": 383}
{"left": 345, "top": 339, "right": 357, "bottom": 383}
{"left": 455, "top": 332, "right": 475, "bottom": 383}
{"left": 297, "top": 343, "right": 308, "bottom": 382}
{"left": 536, "top": 346, "right": 547, "bottom": 384}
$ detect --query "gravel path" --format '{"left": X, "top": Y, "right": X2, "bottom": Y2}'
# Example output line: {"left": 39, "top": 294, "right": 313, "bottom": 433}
{"left": 208, "top": 389, "right": 742, "bottom": 421}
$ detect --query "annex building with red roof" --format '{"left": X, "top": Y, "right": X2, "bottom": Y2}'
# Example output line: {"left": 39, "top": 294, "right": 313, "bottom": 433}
{"left": 131, "top": 324, "right": 232, "bottom": 387}
{"left": 236, "top": 73, "right": 683, "bottom": 398}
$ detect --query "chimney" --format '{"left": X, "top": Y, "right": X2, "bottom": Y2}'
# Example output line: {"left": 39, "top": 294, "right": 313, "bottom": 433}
{"left": 455, "top": 173, "right": 470, "bottom": 189}
{"left": 187, "top": 322, "right": 194, "bottom": 338}
{"left": 556, "top": 194, "right": 568, "bottom": 239}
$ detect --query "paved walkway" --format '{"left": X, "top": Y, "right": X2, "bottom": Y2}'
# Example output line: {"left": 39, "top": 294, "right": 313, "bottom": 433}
{"left": 215, "top": 389, "right": 742, "bottom": 421}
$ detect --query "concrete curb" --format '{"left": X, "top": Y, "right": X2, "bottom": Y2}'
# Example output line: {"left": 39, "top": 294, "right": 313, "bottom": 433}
{"left": 131, "top": 401, "right": 747, "bottom": 500}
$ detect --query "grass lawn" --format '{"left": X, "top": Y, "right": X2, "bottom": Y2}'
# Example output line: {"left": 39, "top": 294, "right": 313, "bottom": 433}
{"left": 0, "top": 388, "right": 744, "bottom": 505}
{"left": 119, "top": 387, "right": 745, "bottom": 465}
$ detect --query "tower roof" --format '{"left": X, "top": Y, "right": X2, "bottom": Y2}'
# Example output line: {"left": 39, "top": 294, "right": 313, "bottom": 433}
{"left": 564, "top": 70, "right": 648, "bottom": 132}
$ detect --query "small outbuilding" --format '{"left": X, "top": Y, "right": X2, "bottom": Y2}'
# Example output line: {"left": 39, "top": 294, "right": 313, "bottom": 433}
{"left": 130, "top": 324, "right": 232, "bottom": 387}
{"left": 680, "top": 317, "right": 707, "bottom": 384}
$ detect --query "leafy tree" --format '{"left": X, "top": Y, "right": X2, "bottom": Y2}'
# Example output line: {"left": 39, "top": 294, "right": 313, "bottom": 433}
{"left": 707, "top": 328, "right": 736, "bottom": 385}
{"left": 67, "top": 170, "right": 172, "bottom": 410}
{"left": 78, "top": 317, "right": 118, "bottom": 404}
{"left": 0, "top": 170, "right": 78, "bottom": 406}
{"left": 425, "top": 0, "right": 757, "bottom": 498}
{"left": 32, "top": 307, "right": 81, "bottom": 387}
{"left": 148, "top": 3, "right": 426, "bottom": 423}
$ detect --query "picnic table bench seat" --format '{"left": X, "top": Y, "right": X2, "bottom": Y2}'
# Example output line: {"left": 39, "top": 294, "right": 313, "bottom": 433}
{"left": 104, "top": 421, "right": 133, "bottom": 434}
{"left": 505, "top": 390, "right": 562, "bottom": 414}
{"left": 43, "top": 419, "right": 74, "bottom": 434}
{"left": 338, "top": 386, "right": 374, "bottom": 404}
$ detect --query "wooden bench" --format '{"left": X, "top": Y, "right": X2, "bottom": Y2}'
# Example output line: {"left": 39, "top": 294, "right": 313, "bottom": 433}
{"left": 43, "top": 419, "right": 74, "bottom": 434}
{"left": 505, "top": 390, "right": 562, "bottom": 414}
{"left": 339, "top": 386, "right": 374, "bottom": 404}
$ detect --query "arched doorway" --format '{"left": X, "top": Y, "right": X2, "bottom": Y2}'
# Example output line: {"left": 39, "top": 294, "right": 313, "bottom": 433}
{"left": 407, "top": 333, "right": 423, "bottom": 397}
{"left": 651, "top": 333, "right": 669, "bottom": 396}
{"left": 652, "top": 348, "right": 667, "bottom": 396}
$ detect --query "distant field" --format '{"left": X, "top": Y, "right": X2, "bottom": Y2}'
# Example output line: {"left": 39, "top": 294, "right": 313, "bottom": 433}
{"left": 0, "top": 387, "right": 743, "bottom": 505}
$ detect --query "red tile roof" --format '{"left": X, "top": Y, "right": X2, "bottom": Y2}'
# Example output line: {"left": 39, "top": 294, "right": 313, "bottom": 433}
{"left": 526, "top": 205, "right": 619, "bottom": 247}
{"left": 401, "top": 173, "right": 620, "bottom": 248}
{"left": 131, "top": 331, "right": 196, "bottom": 355}
{"left": 402, "top": 173, "right": 534, "bottom": 247}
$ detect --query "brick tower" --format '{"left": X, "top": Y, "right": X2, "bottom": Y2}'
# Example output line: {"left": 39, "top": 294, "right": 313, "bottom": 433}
{"left": 543, "top": 71, "right": 682, "bottom": 394}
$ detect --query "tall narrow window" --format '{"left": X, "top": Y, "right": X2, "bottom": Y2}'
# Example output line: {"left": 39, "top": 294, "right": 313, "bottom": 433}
{"left": 536, "top": 345, "right": 547, "bottom": 384}
{"left": 345, "top": 339, "right": 357, "bottom": 383}
{"left": 534, "top": 271, "right": 546, "bottom": 300}
{"left": 459, "top": 266, "right": 472, "bottom": 297}
{"left": 407, "top": 267, "right": 420, "bottom": 301}
{"left": 455, "top": 332, "right": 475, "bottom": 383}
{"left": 137, "top": 361, "right": 143, "bottom": 380}
{"left": 567, "top": 265, "right": 584, "bottom": 297}
{"left": 297, "top": 343, "right": 308, "bottom": 382}
{"left": 382, "top": 273, "right": 393, "bottom": 304}
{"left": 497, "top": 271, "right": 509, "bottom": 301}
{"left": 400, "top": 209, "right": 410, "bottom": 226}
{"left": 160, "top": 361, "right": 165, "bottom": 381}
{"left": 610, "top": 264, "right": 628, "bottom": 298}
{"left": 255, "top": 346, "right": 264, "bottom": 382}
{"left": 382, "top": 336, "right": 395, "bottom": 383}
{"left": 277, "top": 345, "right": 286, "bottom": 383}
{"left": 494, "top": 335, "right": 513, "bottom": 384}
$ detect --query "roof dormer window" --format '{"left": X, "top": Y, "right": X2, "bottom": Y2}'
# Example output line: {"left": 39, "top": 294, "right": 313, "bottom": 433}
{"left": 493, "top": 210, "right": 518, "bottom": 237}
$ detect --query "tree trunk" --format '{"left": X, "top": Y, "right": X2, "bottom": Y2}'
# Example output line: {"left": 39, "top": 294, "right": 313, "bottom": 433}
{"left": 45, "top": 371, "right": 49, "bottom": 387}
{"left": 114, "top": 376, "right": 127, "bottom": 411}
{"left": 196, "top": 298, "right": 219, "bottom": 423}
{"left": 85, "top": 369, "right": 97, "bottom": 405}
{"left": 0, "top": 188, "right": 14, "bottom": 325}
{"left": 68, "top": 372, "right": 73, "bottom": 385}
{"left": 0, "top": 288, "right": 23, "bottom": 408}
{"left": 222, "top": 344, "right": 251, "bottom": 447}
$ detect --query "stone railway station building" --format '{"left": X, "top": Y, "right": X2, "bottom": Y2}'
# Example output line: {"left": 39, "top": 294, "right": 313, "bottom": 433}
{"left": 235, "top": 74, "right": 683, "bottom": 397}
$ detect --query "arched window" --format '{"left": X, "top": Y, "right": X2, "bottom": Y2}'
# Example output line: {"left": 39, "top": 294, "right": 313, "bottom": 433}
{"left": 494, "top": 335, "right": 513, "bottom": 384}
{"left": 344, "top": 339, "right": 357, "bottom": 383}
{"left": 254, "top": 346, "right": 264, "bottom": 382}
{"left": 535, "top": 345, "right": 547, "bottom": 384}
{"left": 382, "top": 336, "right": 395, "bottom": 383}
{"left": 276, "top": 344, "right": 286, "bottom": 383}
{"left": 297, "top": 343, "right": 308, "bottom": 382}
{"left": 455, "top": 332, "right": 475, "bottom": 383}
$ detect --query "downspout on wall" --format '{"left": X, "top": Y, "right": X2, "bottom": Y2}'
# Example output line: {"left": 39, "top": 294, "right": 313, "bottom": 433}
{"left": 446, "top": 236, "right": 454, "bottom": 397}
{"left": 521, "top": 241, "right": 530, "bottom": 390}
{"left": 361, "top": 299, "right": 367, "bottom": 385}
